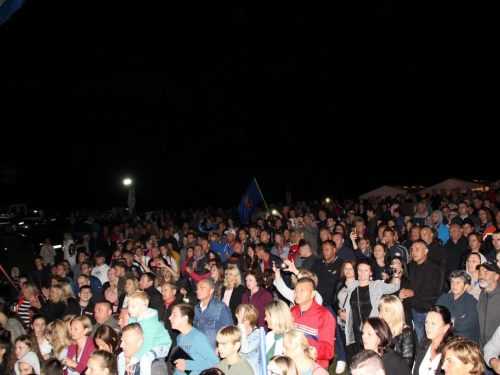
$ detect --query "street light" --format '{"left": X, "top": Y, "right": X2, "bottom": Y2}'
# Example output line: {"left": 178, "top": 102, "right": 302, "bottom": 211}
{"left": 123, "top": 178, "right": 135, "bottom": 213}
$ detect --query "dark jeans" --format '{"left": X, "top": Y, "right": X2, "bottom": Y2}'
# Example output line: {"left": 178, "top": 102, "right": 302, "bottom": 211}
{"left": 323, "top": 305, "right": 347, "bottom": 362}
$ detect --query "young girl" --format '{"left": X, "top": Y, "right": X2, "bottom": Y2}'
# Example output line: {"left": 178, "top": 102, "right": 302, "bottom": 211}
{"left": 30, "top": 314, "right": 52, "bottom": 361}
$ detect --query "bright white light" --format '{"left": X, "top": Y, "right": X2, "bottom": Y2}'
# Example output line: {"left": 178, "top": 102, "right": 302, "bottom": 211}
{"left": 123, "top": 178, "right": 132, "bottom": 186}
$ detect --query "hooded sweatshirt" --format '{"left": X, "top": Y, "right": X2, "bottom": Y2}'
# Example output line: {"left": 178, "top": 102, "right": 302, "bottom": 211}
{"left": 15, "top": 352, "right": 41, "bottom": 375}
{"left": 431, "top": 210, "right": 450, "bottom": 244}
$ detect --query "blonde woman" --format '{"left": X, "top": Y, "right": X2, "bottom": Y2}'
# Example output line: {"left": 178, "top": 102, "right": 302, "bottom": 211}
{"left": 264, "top": 299, "right": 294, "bottom": 362}
{"left": 45, "top": 319, "right": 71, "bottom": 360}
{"left": 104, "top": 268, "right": 118, "bottom": 312}
{"left": 221, "top": 266, "right": 247, "bottom": 323}
{"left": 283, "top": 329, "right": 329, "bottom": 375}
{"left": 378, "top": 295, "right": 415, "bottom": 367}
{"left": 29, "top": 284, "right": 67, "bottom": 323}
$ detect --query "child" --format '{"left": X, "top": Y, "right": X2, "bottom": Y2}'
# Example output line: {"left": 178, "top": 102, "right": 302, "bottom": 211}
{"left": 214, "top": 326, "right": 254, "bottom": 375}
{"left": 123, "top": 291, "right": 172, "bottom": 375}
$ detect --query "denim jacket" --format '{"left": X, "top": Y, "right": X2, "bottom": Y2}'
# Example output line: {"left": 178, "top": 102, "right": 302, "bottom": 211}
{"left": 194, "top": 295, "right": 234, "bottom": 350}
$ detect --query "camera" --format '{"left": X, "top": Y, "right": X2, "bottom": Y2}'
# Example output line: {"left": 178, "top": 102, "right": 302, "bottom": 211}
{"left": 277, "top": 261, "right": 287, "bottom": 270}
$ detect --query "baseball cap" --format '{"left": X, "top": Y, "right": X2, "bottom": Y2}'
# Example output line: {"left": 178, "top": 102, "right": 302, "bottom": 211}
{"left": 224, "top": 229, "right": 236, "bottom": 236}
{"left": 477, "top": 261, "right": 500, "bottom": 275}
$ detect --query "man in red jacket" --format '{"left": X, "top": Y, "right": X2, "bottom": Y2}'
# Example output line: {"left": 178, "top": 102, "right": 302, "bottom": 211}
{"left": 290, "top": 277, "right": 335, "bottom": 369}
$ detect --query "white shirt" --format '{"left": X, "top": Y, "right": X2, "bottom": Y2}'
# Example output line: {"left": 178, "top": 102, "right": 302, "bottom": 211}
{"left": 91, "top": 263, "right": 110, "bottom": 285}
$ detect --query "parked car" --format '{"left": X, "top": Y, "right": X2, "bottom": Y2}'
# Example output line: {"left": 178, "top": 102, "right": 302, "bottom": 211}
{"left": 0, "top": 215, "right": 20, "bottom": 236}
{"left": 18, "top": 208, "right": 69, "bottom": 227}
{"left": 16, "top": 224, "right": 64, "bottom": 256}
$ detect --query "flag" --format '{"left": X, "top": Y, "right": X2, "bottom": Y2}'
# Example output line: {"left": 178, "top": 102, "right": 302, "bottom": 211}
{"left": 238, "top": 178, "right": 263, "bottom": 225}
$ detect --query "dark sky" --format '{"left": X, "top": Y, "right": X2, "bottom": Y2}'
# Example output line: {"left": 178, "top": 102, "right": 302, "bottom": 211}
{"left": 1, "top": 2, "right": 499, "bottom": 212}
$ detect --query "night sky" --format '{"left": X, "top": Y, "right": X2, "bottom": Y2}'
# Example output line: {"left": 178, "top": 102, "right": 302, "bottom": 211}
{"left": 1, "top": 2, "right": 499, "bottom": 213}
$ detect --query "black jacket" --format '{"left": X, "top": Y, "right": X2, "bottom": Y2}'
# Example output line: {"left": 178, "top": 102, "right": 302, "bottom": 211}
{"left": 382, "top": 347, "right": 411, "bottom": 375}
{"left": 221, "top": 284, "right": 246, "bottom": 324}
{"left": 407, "top": 258, "right": 444, "bottom": 313}
{"left": 413, "top": 339, "right": 442, "bottom": 375}
{"left": 392, "top": 326, "right": 415, "bottom": 367}
{"left": 144, "top": 285, "right": 164, "bottom": 316}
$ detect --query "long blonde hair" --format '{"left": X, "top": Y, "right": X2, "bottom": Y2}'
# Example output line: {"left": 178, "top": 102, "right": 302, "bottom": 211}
{"left": 283, "top": 329, "right": 317, "bottom": 361}
{"left": 45, "top": 319, "right": 71, "bottom": 358}
{"left": 378, "top": 295, "right": 405, "bottom": 336}
{"left": 265, "top": 300, "right": 294, "bottom": 334}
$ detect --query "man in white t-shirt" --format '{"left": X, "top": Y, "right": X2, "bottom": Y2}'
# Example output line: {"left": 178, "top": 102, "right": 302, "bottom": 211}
{"left": 91, "top": 251, "right": 110, "bottom": 285}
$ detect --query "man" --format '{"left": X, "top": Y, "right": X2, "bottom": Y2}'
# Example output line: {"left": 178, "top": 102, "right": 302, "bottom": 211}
{"left": 298, "top": 240, "right": 317, "bottom": 271}
{"left": 237, "top": 228, "right": 251, "bottom": 253}
{"left": 297, "top": 215, "right": 319, "bottom": 256}
{"left": 139, "top": 272, "right": 164, "bottom": 315}
{"left": 477, "top": 261, "right": 500, "bottom": 349}
{"left": 365, "top": 207, "right": 380, "bottom": 243}
{"left": 333, "top": 232, "right": 366, "bottom": 261}
{"left": 419, "top": 226, "right": 448, "bottom": 286}
{"left": 311, "top": 240, "right": 343, "bottom": 307}
{"left": 31, "top": 256, "right": 51, "bottom": 292}
{"left": 444, "top": 223, "right": 467, "bottom": 274}
{"left": 290, "top": 277, "right": 335, "bottom": 369}
{"left": 350, "top": 349, "right": 386, "bottom": 375}
{"left": 451, "top": 201, "right": 478, "bottom": 226}
{"left": 255, "top": 243, "right": 281, "bottom": 272}
{"left": 91, "top": 300, "right": 121, "bottom": 337}
{"left": 115, "top": 261, "right": 135, "bottom": 298}
{"left": 193, "top": 278, "right": 233, "bottom": 351}
{"left": 382, "top": 228, "right": 409, "bottom": 263}
{"left": 159, "top": 281, "right": 180, "bottom": 344}
{"left": 430, "top": 210, "right": 450, "bottom": 245}
{"left": 77, "top": 274, "right": 105, "bottom": 304}
{"left": 210, "top": 229, "right": 237, "bottom": 263}
{"left": 91, "top": 250, "right": 110, "bottom": 285}
{"left": 71, "top": 249, "right": 88, "bottom": 281}
{"left": 63, "top": 284, "right": 96, "bottom": 324}
{"left": 402, "top": 225, "right": 420, "bottom": 253}
{"left": 401, "top": 239, "right": 444, "bottom": 343}
{"left": 79, "top": 261, "right": 103, "bottom": 294}
{"left": 118, "top": 323, "right": 168, "bottom": 375}
{"left": 186, "top": 244, "right": 210, "bottom": 291}
{"left": 118, "top": 307, "right": 130, "bottom": 329}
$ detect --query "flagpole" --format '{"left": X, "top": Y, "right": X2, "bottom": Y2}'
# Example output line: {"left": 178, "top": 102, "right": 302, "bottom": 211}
{"left": 253, "top": 177, "right": 269, "bottom": 212}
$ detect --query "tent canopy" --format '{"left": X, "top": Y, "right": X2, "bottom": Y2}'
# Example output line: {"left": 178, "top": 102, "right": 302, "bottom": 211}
{"left": 419, "top": 178, "right": 487, "bottom": 194}
{"left": 359, "top": 185, "right": 408, "bottom": 200}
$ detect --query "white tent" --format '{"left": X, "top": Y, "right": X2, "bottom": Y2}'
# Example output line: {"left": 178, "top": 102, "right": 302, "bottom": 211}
{"left": 359, "top": 185, "right": 408, "bottom": 200}
{"left": 419, "top": 178, "right": 487, "bottom": 194}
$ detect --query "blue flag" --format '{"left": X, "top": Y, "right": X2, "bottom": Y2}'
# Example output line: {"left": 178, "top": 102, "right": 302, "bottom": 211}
{"left": 238, "top": 178, "right": 263, "bottom": 225}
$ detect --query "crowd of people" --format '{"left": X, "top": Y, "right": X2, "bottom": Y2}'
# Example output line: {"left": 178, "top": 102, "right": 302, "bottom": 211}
{"left": 1, "top": 186, "right": 500, "bottom": 375}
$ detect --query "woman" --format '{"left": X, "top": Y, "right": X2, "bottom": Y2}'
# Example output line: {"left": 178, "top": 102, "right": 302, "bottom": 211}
{"left": 0, "top": 298, "right": 26, "bottom": 343}
{"left": 475, "top": 209, "right": 494, "bottom": 237}
{"left": 465, "top": 252, "right": 487, "bottom": 300}
{"left": 160, "top": 245, "right": 179, "bottom": 275}
{"left": 63, "top": 232, "right": 76, "bottom": 268}
{"left": 104, "top": 268, "right": 118, "bottom": 312}
{"left": 85, "top": 350, "right": 118, "bottom": 375}
{"left": 116, "top": 276, "right": 140, "bottom": 312}
{"left": 441, "top": 337, "right": 485, "bottom": 375}
{"left": 62, "top": 316, "right": 96, "bottom": 375}
{"left": 378, "top": 295, "right": 415, "bottom": 367}
{"left": 340, "top": 258, "right": 400, "bottom": 358}
{"left": 14, "top": 351, "right": 41, "bottom": 375}
{"left": 436, "top": 270, "right": 479, "bottom": 343}
{"left": 370, "top": 243, "right": 391, "bottom": 281}
{"left": 29, "top": 314, "right": 52, "bottom": 361}
{"left": 413, "top": 305, "right": 456, "bottom": 375}
{"left": 16, "top": 282, "right": 44, "bottom": 329}
{"left": 45, "top": 319, "right": 71, "bottom": 360}
{"left": 271, "top": 231, "right": 289, "bottom": 260}
{"left": 235, "top": 303, "right": 260, "bottom": 375}
{"left": 6, "top": 334, "right": 43, "bottom": 374}
{"left": 267, "top": 355, "right": 298, "bottom": 375}
{"left": 29, "top": 284, "right": 67, "bottom": 324}
{"left": 283, "top": 329, "right": 328, "bottom": 375}
{"left": 210, "top": 263, "right": 225, "bottom": 300}
{"left": 362, "top": 317, "right": 411, "bottom": 375}
{"left": 468, "top": 232, "right": 487, "bottom": 255}
{"left": 181, "top": 247, "right": 194, "bottom": 276}
{"left": 241, "top": 269, "right": 273, "bottom": 332}
{"left": 264, "top": 299, "right": 295, "bottom": 362}
{"left": 221, "top": 267, "right": 247, "bottom": 324}
{"left": 389, "top": 256, "right": 414, "bottom": 328}
{"left": 0, "top": 330, "right": 13, "bottom": 375}
{"left": 243, "top": 244, "right": 259, "bottom": 272}
{"left": 60, "top": 282, "right": 80, "bottom": 314}
{"left": 331, "top": 260, "right": 357, "bottom": 364}
{"left": 351, "top": 234, "right": 372, "bottom": 258}
{"left": 93, "top": 325, "right": 121, "bottom": 356}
